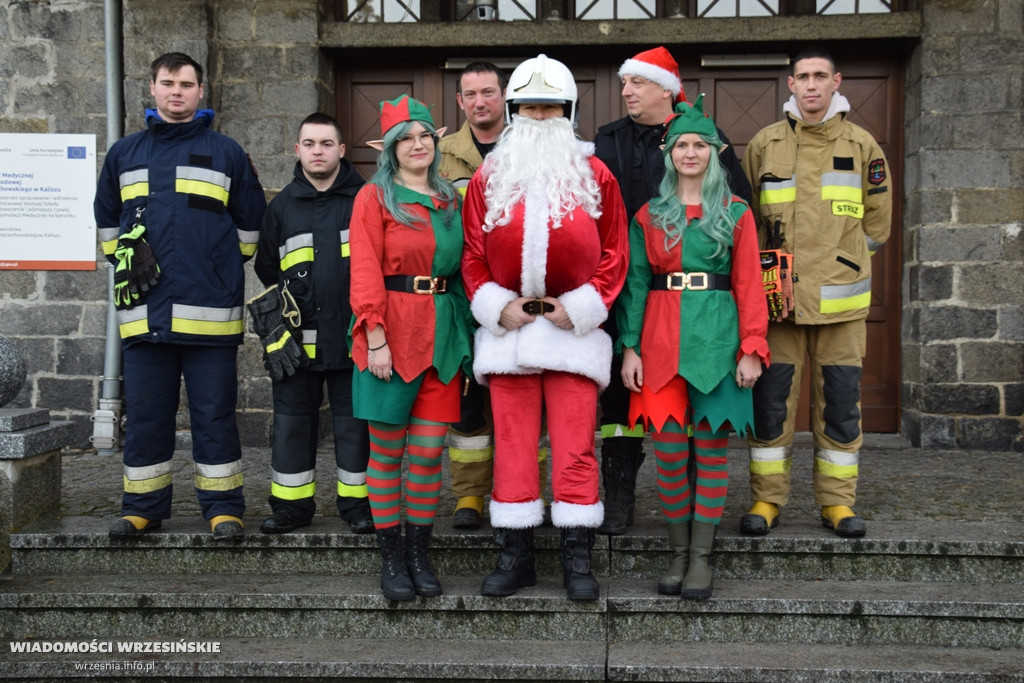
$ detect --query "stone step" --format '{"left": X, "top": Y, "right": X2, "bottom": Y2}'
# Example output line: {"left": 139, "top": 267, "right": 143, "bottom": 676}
{"left": 12, "top": 516, "right": 1023, "bottom": 584}
{"left": 2, "top": 572, "right": 1022, "bottom": 649}
{"left": 1, "top": 637, "right": 1022, "bottom": 682}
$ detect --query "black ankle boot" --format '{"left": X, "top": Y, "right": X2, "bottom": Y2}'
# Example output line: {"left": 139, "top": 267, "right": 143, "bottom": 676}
{"left": 405, "top": 523, "right": 442, "bottom": 597}
{"left": 376, "top": 525, "right": 415, "bottom": 601}
{"left": 481, "top": 528, "right": 537, "bottom": 597}
{"left": 598, "top": 437, "right": 646, "bottom": 535}
{"left": 560, "top": 527, "right": 600, "bottom": 600}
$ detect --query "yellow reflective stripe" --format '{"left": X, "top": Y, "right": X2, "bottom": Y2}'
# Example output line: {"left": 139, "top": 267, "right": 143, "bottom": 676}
{"left": 820, "top": 279, "right": 872, "bottom": 314}
{"left": 822, "top": 185, "right": 862, "bottom": 203}
{"left": 124, "top": 473, "right": 172, "bottom": 493}
{"left": 340, "top": 229, "right": 351, "bottom": 258}
{"left": 303, "top": 344, "right": 316, "bottom": 359}
{"left": 449, "top": 446, "right": 493, "bottom": 464}
{"left": 238, "top": 229, "right": 259, "bottom": 258}
{"left": 815, "top": 448, "right": 858, "bottom": 479}
{"left": 749, "top": 446, "right": 790, "bottom": 476}
{"left": 176, "top": 166, "right": 231, "bottom": 205}
{"left": 341, "top": 242, "right": 350, "bottom": 258}
{"left": 815, "top": 460, "right": 858, "bottom": 479}
{"left": 176, "top": 178, "right": 229, "bottom": 204}
{"left": 265, "top": 331, "right": 293, "bottom": 353}
{"left": 171, "top": 304, "right": 244, "bottom": 336}
{"left": 338, "top": 481, "right": 368, "bottom": 498}
{"left": 118, "top": 169, "right": 149, "bottom": 202}
{"left": 271, "top": 480, "right": 316, "bottom": 500}
{"left": 117, "top": 306, "right": 149, "bottom": 338}
{"left": 99, "top": 227, "right": 120, "bottom": 256}
{"left": 194, "top": 461, "right": 243, "bottom": 492}
{"left": 281, "top": 247, "right": 314, "bottom": 272}
{"left": 760, "top": 178, "right": 795, "bottom": 204}
{"left": 239, "top": 242, "right": 258, "bottom": 258}
{"left": 600, "top": 424, "right": 645, "bottom": 439}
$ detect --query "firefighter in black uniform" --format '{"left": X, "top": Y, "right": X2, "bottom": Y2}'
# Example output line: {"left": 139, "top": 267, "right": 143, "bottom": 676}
{"left": 252, "top": 112, "right": 373, "bottom": 534}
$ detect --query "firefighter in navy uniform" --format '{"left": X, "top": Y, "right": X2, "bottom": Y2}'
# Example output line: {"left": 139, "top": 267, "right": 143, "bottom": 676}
{"left": 740, "top": 47, "right": 892, "bottom": 538}
{"left": 95, "top": 52, "right": 266, "bottom": 542}
{"left": 252, "top": 113, "right": 373, "bottom": 535}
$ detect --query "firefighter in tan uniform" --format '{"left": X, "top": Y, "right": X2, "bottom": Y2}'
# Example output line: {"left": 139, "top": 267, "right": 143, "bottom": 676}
{"left": 740, "top": 47, "right": 892, "bottom": 538}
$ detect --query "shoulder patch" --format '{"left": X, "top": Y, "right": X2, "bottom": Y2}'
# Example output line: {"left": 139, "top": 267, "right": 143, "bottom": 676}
{"left": 868, "top": 158, "right": 886, "bottom": 185}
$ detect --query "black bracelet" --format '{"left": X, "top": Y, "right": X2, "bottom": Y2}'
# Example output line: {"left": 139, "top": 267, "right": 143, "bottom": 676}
{"left": 369, "top": 341, "right": 388, "bottom": 351}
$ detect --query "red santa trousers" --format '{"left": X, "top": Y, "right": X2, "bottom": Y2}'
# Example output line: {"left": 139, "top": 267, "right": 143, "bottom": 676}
{"left": 488, "top": 371, "right": 604, "bottom": 529}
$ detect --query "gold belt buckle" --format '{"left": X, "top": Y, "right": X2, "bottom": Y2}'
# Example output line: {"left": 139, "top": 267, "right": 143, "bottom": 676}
{"left": 686, "top": 273, "right": 708, "bottom": 291}
{"left": 413, "top": 276, "right": 436, "bottom": 294}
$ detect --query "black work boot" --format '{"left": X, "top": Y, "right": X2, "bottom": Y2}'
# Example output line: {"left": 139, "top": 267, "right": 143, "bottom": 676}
{"left": 375, "top": 525, "right": 415, "bottom": 601}
{"left": 598, "top": 437, "right": 646, "bottom": 535}
{"left": 405, "top": 523, "right": 443, "bottom": 597}
{"left": 560, "top": 527, "right": 600, "bottom": 600}
{"left": 481, "top": 528, "right": 537, "bottom": 597}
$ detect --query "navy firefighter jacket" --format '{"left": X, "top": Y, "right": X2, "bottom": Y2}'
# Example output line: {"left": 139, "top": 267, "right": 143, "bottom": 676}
{"left": 95, "top": 109, "right": 267, "bottom": 347}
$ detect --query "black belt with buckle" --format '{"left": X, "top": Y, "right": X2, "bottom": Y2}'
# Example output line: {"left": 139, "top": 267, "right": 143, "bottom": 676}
{"left": 384, "top": 275, "right": 449, "bottom": 294}
{"left": 522, "top": 299, "right": 555, "bottom": 315}
{"left": 649, "top": 272, "right": 730, "bottom": 292}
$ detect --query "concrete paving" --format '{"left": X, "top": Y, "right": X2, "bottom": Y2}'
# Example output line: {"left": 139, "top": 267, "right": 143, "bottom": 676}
{"left": 58, "top": 432, "right": 1024, "bottom": 531}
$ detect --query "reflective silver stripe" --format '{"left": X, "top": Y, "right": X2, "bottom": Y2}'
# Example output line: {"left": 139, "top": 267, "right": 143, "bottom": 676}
{"left": 865, "top": 235, "right": 884, "bottom": 252}
{"left": 749, "top": 446, "right": 789, "bottom": 463}
{"left": 338, "top": 468, "right": 367, "bottom": 486}
{"left": 171, "top": 304, "right": 243, "bottom": 323}
{"left": 238, "top": 228, "right": 259, "bottom": 244}
{"left": 279, "top": 233, "right": 315, "bottom": 260}
{"left": 821, "top": 172, "right": 862, "bottom": 190}
{"left": 195, "top": 460, "right": 243, "bottom": 478}
{"left": 271, "top": 468, "right": 316, "bottom": 487}
{"left": 762, "top": 178, "right": 795, "bottom": 191}
{"left": 98, "top": 227, "right": 120, "bottom": 242}
{"left": 176, "top": 166, "right": 231, "bottom": 192}
{"left": 116, "top": 306, "right": 148, "bottom": 325}
{"left": 816, "top": 448, "right": 859, "bottom": 467}
{"left": 447, "top": 433, "right": 492, "bottom": 450}
{"left": 821, "top": 278, "right": 872, "bottom": 301}
{"left": 300, "top": 329, "right": 317, "bottom": 345}
{"left": 118, "top": 169, "right": 149, "bottom": 187}
{"left": 124, "top": 461, "right": 174, "bottom": 480}
{"left": 339, "top": 229, "right": 350, "bottom": 243}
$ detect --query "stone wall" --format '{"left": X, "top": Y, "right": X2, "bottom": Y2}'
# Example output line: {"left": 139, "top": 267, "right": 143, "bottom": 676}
{"left": 902, "top": 0, "right": 1024, "bottom": 449}
{"left": 0, "top": 0, "right": 1021, "bottom": 451}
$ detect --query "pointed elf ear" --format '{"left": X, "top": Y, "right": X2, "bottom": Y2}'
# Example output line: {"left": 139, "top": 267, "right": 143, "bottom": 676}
{"left": 434, "top": 126, "right": 448, "bottom": 138}
{"left": 367, "top": 139, "right": 384, "bottom": 151}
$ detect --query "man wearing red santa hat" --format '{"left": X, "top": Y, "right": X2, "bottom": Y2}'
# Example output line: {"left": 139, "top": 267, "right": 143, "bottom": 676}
{"left": 461, "top": 54, "right": 629, "bottom": 600}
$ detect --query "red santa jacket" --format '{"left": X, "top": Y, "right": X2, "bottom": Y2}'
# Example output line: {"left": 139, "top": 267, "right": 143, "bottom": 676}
{"left": 461, "top": 143, "right": 628, "bottom": 389}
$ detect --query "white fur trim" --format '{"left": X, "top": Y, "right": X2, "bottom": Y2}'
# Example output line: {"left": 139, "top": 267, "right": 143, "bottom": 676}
{"left": 551, "top": 499, "right": 605, "bottom": 528}
{"left": 618, "top": 58, "right": 681, "bottom": 97}
{"left": 470, "top": 281, "right": 519, "bottom": 336}
{"left": 520, "top": 183, "right": 549, "bottom": 298}
{"left": 558, "top": 283, "right": 608, "bottom": 337}
{"left": 490, "top": 498, "right": 545, "bottom": 529}
{"left": 576, "top": 140, "right": 595, "bottom": 157}
{"left": 471, "top": 325, "right": 541, "bottom": 385}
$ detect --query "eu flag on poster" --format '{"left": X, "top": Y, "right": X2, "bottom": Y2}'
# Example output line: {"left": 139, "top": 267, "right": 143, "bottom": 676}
{"left": 67, "top": 146, "right": 87, "bottom": 159}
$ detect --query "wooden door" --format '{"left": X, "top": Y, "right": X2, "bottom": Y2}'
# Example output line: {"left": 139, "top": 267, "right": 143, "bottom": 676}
{"left": 335, "top": 49, "right": 903, "bottom": 432}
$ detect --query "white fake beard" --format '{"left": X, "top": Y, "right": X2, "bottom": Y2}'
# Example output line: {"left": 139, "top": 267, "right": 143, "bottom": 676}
{"left": 482, "top": 115, "right": 602, "bottom": 231}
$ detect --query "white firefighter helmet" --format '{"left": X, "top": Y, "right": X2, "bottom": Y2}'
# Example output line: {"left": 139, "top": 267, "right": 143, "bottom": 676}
{"left": 505, "top": 54, "right": 578, "bottom": 124}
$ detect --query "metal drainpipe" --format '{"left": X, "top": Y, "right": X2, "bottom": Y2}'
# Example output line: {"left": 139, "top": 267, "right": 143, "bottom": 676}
{"left": 89, "top": 0, "right": 124, "bottom": 455}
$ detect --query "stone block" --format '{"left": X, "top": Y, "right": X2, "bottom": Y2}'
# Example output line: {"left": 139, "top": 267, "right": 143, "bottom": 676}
{"left": 960, "top": 342, "right": 1024, "bottom": 383}
{"left": 0, "top": 117, "right": 48, "bottom": 134}
{"left": 10, "top": 1, "right": 86, "bottom": 41}
{"left": 922, "top": 0, "right": 996, "bottom": 36}
{"left": 0, "top": 303, "right": 83, "bottom": 336}
{"left": 0, "top": 43, "right": 50, "bottom": 80}
{"left": 921, "top": 75, "right": 1007, "bottom": 115}
{"left": 12, "top": 81, "right": 80, "bottom": 117}
{"left": 909, "top": 191, "right": 954, "bottom": 226}
{"left": 262, "top": 80, "right": 320, "bottom": 116}
{"left": 914, "top": 306, "right": 997, "bottom": 342}
{"left": 908, "top": 264, "right": 952, "bottom": 302}
{"left": 0, "top": 409, "right": 49, "bottom": 433}
{"left": 918, "top": 225, "right": 1002, "bottom": 263}
{"left": 958, "top": 417, "right": 1024, "bottom": 452}
{"left": 6, "top": 336, "right": 55, "bottom": 375}
{"left": 254, "top": 4, "right": 318, "bottom": 43}
{"left": 285, "top": 46, "right": 325, "bottom": 81}
{"left": 236, "top": 411, "right": 271, "bottom": 448}
{"left": 916, "top": 383, "right": 1000, "bottom": 416}
{"left": 81, "top": 302, "right": 112, "bottom": 337}
{"left": 921, "top": 149, "right": 1010, "bottom": 189}
{"left": 999, "top": 306, "right": 1024, "bottom": 342}
{"left": 919, "top": 343, "right": 959, "bottom": 384}
{"left": 956, "top": 189, "right": 1024, "bottom": 226}
{"left": 1005, "top": 225, "right": 1024, "bottom": 262}
{"left": 218, "top": 46, "right": 283, "bottom": 85}
{"left": 56, "top": 337, "right": 106, "bottom": 376}
{"left": 961, "top": 36, "right": 1024, "bottom": 74}
{"left": 903, "top": 410, "right": 956, "bottom": 449}
{"left": 45, "top": 270, "right": 107, "bottom": 302}
{"left": 36, "top": 377, "right": 95, "bottom": 415}
{"left": 918, "top": 35, "right": 958, "bottom": 76}
{"left": 952, "top": 115, "right": 1024, "bottom": 151}
{"left": 958, "top": 262, "right": 1024, "bottom": 306}
{"left": 214, "top": 82, "right": 261, "bottom": 116}
{"left": 215, "top": 6, "right": 255, "bottom": 41}
{"left": 222, "top": 116, "right": 289, "bottom": 157}
{"left": 125, "top": 1, "right": 208, "bottom": 40}
{"left": 1005, "top": 384, "right": 1024, "bottom": 417}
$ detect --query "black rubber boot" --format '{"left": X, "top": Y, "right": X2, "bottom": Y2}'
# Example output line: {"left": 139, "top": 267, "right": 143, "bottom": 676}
{"left": 376, "top": 525, "right": 415, "bottom": 601}
{"left": 481, "top": 528, "right": 537, "bottom": 597}
{"left": 560, "top": 527, "right": 600, "bottom": 601}
{"left": 598, "top": 437, "right": 646, "bottom": 535}
{"left": 405, "top": 523, "right": 443, "bottom": 597}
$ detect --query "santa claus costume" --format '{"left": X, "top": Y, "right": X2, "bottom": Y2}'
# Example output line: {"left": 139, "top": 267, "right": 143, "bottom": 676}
{"left": 460, "top": 55, "right": 629, "bottom": 600}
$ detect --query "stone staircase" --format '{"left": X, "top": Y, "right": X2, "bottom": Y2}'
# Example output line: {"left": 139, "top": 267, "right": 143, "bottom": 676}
{"left": 2, "top": 511, "right": 1023, "bottom": 681}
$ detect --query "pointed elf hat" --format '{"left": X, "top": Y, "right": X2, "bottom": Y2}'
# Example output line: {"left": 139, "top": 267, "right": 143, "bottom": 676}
{"left": 369, "top": 94, "right": 445, "bottom": 149}
{"left": 618, "top": 46, "right": 685, "bottom": 103}
{"left": 663, "top": 94, "right": 717, "bottom": 139}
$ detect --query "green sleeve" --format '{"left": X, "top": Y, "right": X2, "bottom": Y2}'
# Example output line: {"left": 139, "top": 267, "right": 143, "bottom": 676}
{"left": 613, "top": 214, "right": 652, "bottom": 355}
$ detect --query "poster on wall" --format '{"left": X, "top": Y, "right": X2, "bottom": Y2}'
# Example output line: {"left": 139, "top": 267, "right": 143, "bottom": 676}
{"left": 0, "top": 133, "right": 97, "bottom": 271}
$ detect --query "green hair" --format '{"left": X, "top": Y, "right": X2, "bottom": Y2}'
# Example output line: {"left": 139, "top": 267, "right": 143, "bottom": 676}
{"left": 370, "top": 120, "right": 458, "bottom": 229}
{"left": 648, "top": 129, "right": 735, "bottom": 257}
